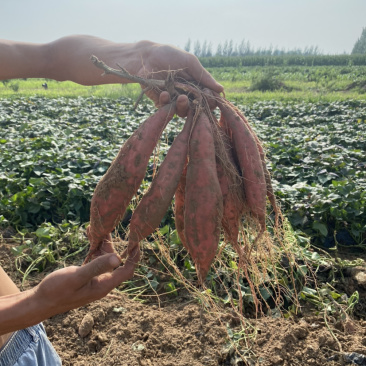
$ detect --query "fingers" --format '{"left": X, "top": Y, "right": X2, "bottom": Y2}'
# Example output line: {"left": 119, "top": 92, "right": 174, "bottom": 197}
{"left": 147, "top": 81, "right": 218, "bottom": 118}
{"left": 99, "top": 246, "right": 140, "bottom": 289}
{"left": 110, "top": 259, "right": 136, "bottom": 284}
{"left": 157, "top": 91, "right": 189, "bottom": 117}
{"left": 176, "top": 94, "right": 189, "bottom": 117}
{"left": 186, "top": 54, "right": 224, "bottom": 93}
{"left": 78, "top": 253, "right": 121, "bottom": 283}
{"left": 158, "top": 91, "right": 171, "bottom": 106}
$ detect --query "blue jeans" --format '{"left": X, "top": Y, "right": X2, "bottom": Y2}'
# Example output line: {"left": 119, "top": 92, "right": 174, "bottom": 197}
{"left": 0, "top": 323, "right": 61, "bottom": 366}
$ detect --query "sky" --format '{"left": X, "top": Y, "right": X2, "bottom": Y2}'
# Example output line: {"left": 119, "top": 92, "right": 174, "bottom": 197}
{"left": 1, "top": 0, "right": 365, "bottom": 54}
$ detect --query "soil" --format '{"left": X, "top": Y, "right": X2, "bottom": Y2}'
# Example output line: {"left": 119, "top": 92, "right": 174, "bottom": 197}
{"left": 1, "top": 242, "right": 366, "bottom": 366}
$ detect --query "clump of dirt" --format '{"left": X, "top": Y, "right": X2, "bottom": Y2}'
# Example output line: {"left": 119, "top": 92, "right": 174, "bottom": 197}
{"left": 2, "top": 243, "right": 366, "bottom": 366}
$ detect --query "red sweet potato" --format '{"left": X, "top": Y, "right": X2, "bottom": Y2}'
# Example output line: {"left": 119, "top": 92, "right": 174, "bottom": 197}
{"left": 127, "top": 108, "right": 194, "bottom": 252}
{"left": 216, "top": 131, "right": 246, "bottom": 246}
{"left": 184, "top": 111, "right": 223, "bottom": 282}
{"left": 224, "top": 101, "right": 278, "bottom": 221}
{"left": 85, "top": 103, "right": 176, "bottom": 262}
{"left": 218, "top": 102, "right": 267, "bottom": 230}
{"left": 174, "top": 164, "right": 187, "bottom": 248}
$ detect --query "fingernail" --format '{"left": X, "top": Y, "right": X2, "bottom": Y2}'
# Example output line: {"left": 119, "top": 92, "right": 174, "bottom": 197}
{"left": 109, "top": 255, "right": 121, "bottom": 268}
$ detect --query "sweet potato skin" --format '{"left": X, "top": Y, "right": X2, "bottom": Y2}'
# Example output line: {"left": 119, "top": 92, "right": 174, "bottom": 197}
{"left": 127, "top": 108, "right": 194, "bottom": 250}
{"left": 218, "top": 103, "right": 266, "bottom": 229}
{"left": 86, "top": 103, "right": 176, "bottom": 261}
{"left": 224, "top": 102, "right": 278, "bottom": 219}
{"left": 184, "top": 111, "right": 223, "bottom": 282}
{"left": 174, "top": 164, "right": 187, "bottom": 248}
{"left": 216, "top": 132, "right": 245, "bottom": 246}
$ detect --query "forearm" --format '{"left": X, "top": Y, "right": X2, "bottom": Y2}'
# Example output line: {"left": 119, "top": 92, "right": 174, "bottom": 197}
{"left": 0, "top": 40, "right": 50, "bottom": 80}
{"left": 0, "top": 290, "right": 46, "bottom": 336}
{"left": 0, "top": 267, "right": 20, "bottom": 297}
{"left": 0, "top": 35, "right": 152, "bottom": 85}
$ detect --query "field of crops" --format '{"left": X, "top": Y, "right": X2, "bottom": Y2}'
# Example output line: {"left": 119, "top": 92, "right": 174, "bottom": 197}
{"left": 2, "top": 63, "right": 366, "bottom": 104}
{"left": 1, "top": 96, "right": 365, "bottom": 249}
{"left": 2, "top": 64, "right": 366, "bottom": 365}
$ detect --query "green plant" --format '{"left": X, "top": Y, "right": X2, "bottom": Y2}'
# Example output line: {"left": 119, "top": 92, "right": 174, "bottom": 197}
{"left": 1, "top": 97, "right": 365, "bottom": 248}
{"left": 11, "top": 221, "right": 88, "bottom": 285}
{"left": 250, "top": 70, "right": 286, "bottom": 92}
{"left": 9, "top": 83, "right": 19, "bottom": 92}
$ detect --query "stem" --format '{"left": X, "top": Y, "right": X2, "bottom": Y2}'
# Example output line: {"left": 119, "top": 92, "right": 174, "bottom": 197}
{"left": 90, "top": 55, "right": 203, "bottom": 101}
{"left": 90, "top": 55, "right": 165, "bottom": 89}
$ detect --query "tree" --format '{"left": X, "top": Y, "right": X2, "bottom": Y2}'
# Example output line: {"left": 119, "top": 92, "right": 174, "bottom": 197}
{"left": 216, "top": 43, "right": 223, "bottom": 56}
{"left": 193, "top": 40, "right": 201, "bottom": 57}
{"left": 184, "top": 38, "right": 191, "bottom": 53}
{"left": 222, "top": 40, "right": 229, "bottom": 56}
{"left": 206, "top": 42, "right": 213, "bottom": 57}
{"left": 238, "top": 39, "right": 245, "bottom": 56}
{"left": 352, "top": 27, "right": 366, "bottom": 54}
{"left": 201, "top": 40, "right": 208, "bottom": 57}
{"left": 238, "top": 39, "right": 251, "bottom": 56}
{"left": 227, "top": 40, "right": 233, "bottom": 56}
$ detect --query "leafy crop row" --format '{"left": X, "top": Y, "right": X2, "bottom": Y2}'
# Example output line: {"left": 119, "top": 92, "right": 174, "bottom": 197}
{"left": 244, "top": 100, "right": 366, "bottom": 246}
{"left": 200, "top": 54, "right": 366, "bottom": 68}
{"left": 0, "top": 97, "right": 365, "bottom": 248}
{"left": 0, "top": 97, "right": 178, "bottom": 230}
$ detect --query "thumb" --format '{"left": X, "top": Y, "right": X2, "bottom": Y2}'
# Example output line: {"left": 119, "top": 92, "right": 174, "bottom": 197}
{"left": 95, "top": 247, "right": 140, "bottom": 289}
{"left": 78, "top": 254, "right": 121, "bottom": 283}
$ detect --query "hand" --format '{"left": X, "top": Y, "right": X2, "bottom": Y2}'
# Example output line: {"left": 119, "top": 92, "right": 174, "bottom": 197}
{"left": 44, "top": 36, "right": 222, "bottom": 116}
{"left": 132, "top": 41, "right": 223, "bottom": 110}
{"left": 32, "top": 252, "right": 137, "bottom": 317}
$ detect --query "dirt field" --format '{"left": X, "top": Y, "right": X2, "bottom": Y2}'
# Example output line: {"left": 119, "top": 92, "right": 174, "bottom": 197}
{"left": 1, "top": 243, "right": 366, "bottom": 366}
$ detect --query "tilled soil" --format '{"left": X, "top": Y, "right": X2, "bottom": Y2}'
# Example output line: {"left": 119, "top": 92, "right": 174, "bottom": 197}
{"left": 1, "top": 243, "right": 366, "bottom": 366}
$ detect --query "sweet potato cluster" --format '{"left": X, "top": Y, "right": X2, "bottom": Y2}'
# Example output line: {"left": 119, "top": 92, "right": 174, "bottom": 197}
{"left": 83, "top": 56, "right": 277, "bottom": 282}
{"left": 83, "top": 88, "right": 277, "bottom": 283}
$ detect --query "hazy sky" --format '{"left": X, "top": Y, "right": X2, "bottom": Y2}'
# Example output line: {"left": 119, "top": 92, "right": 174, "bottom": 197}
{"left": 1, "top": 0, "right": 365, "bottom": 54}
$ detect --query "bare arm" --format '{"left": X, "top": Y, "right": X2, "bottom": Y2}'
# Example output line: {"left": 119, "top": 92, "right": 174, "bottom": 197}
{"left": 0, "top": 35, "right": 223, "bottom": 92}
{"left": 0, "top": 266, "right": 20, "bottom": 297}
{"left": 0, "top": 267, "right": 21, "bottom": 346}
{"left": 0, "top": 253, "right": 137, "bottom": 336}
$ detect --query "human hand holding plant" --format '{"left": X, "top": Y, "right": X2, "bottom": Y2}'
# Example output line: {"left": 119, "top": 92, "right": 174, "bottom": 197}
{"left": 0, "top": 252, "right": 138, "bottom": 336}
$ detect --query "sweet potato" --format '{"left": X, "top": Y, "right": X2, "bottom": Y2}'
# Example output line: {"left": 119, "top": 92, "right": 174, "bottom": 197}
{"left": 85, "top": 103, "right": 176, "bottom": 262}
{"left": 174, "top": 164, "right": 187, "bottom": 248}
{"left": 216, "top": 131, "right": 246, "bottom": 246}
{"left": 127, "top": 108, "right": 194, "bottom": 252}
{"left": 224, "top": 101, "right": 278, "bottom": 221}
{"left": 218, "top": 102, "right": 267, "bottom": 230}
{"left": 184, "top": 111, "right": 223, "bottom": 282}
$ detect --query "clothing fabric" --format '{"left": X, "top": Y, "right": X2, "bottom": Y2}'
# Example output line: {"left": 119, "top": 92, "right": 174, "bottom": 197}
{"left": 0, "top": 323, "right": 61, "bottom": 366}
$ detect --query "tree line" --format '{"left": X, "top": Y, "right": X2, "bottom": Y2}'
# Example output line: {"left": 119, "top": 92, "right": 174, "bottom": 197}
{"left": 184, "top": 27, "right": 366, "bottom": 58}
{"left": 184, "top": 39, "right": 322, "bottom": 58}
